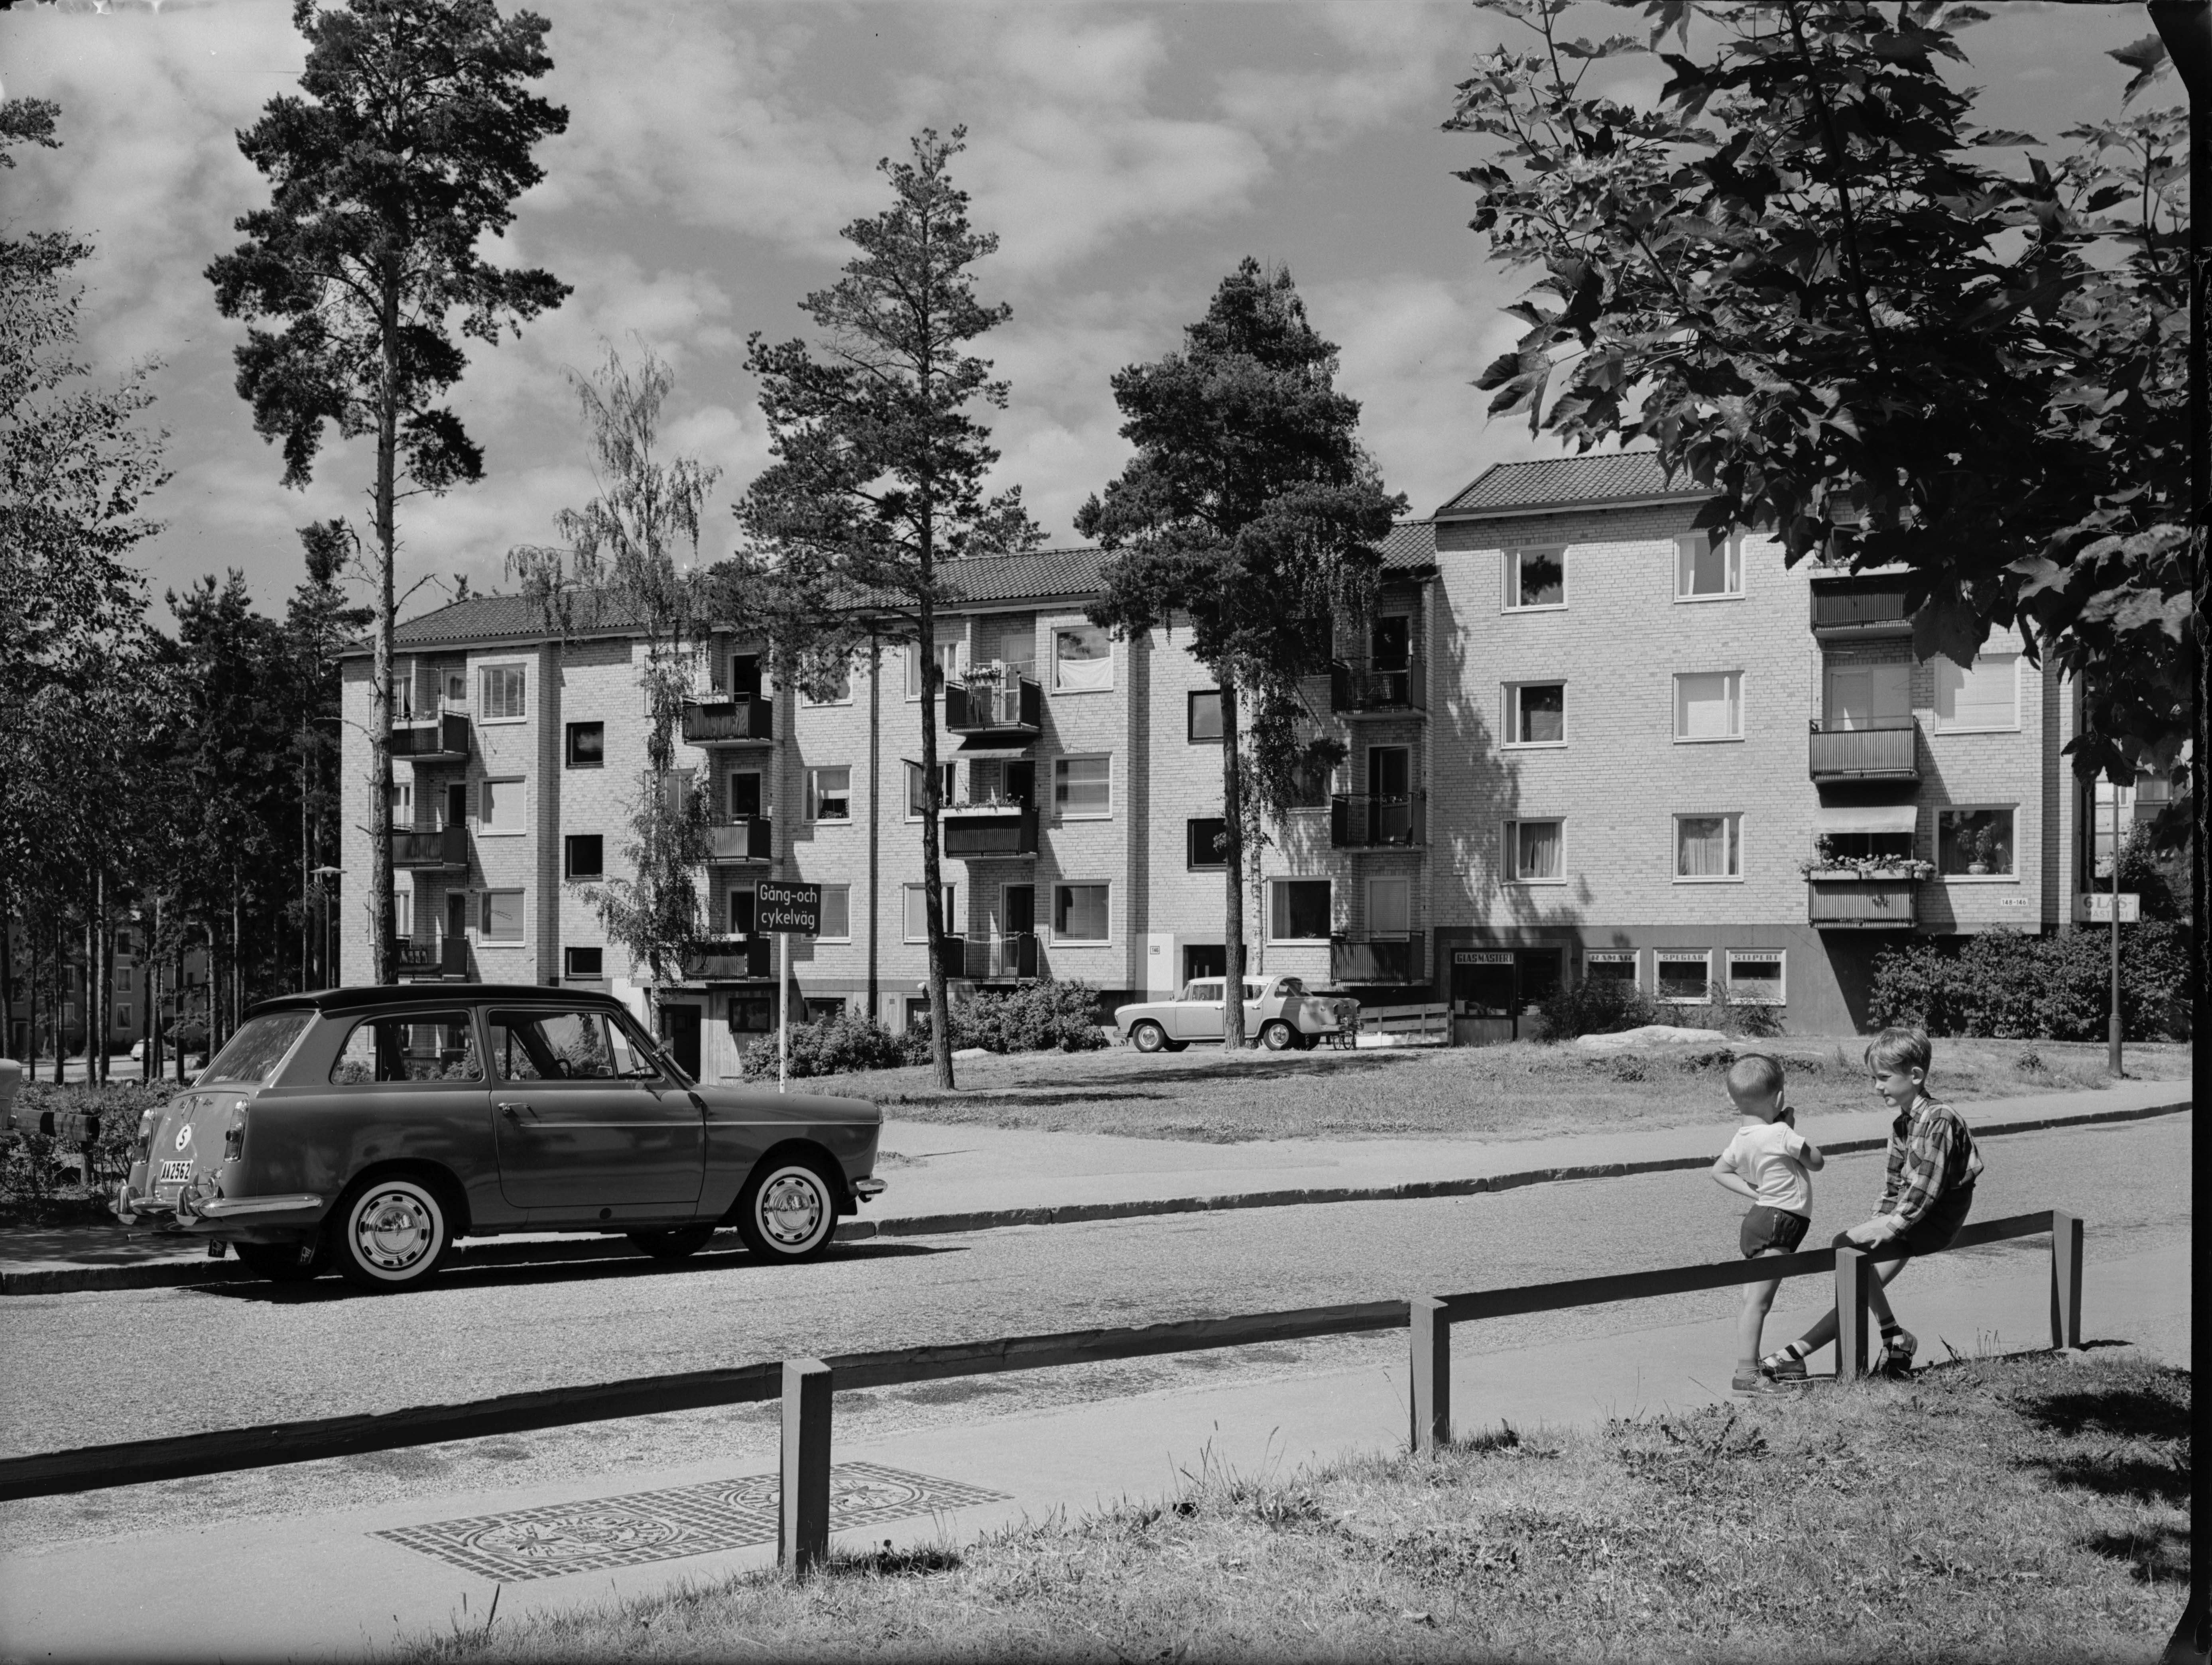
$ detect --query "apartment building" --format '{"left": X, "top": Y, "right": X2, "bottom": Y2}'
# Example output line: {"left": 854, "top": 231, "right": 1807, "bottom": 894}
{"left": 337, "top": 450, "right": 2097, "bottom": 1070}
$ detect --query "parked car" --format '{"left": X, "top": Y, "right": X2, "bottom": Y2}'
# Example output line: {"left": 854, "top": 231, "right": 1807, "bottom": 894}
{"left": 113, "top": 984, "right": 886, "bottom": 1291}
{"left": 1114, "top": 976, "right": 1356, "bottom": 1053}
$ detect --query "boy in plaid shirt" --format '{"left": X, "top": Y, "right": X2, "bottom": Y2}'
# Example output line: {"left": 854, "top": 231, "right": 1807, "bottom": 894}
{"left": 1761, "top": 1027, "right": 1984, "bottom": 1381}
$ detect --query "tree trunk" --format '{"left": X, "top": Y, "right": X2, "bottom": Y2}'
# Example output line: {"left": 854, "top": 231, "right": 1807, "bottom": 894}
{"left": 94, "top": 874, "right": 108, "bottom": 1084}
{"left": 24, "top": 923, "right": 37, "bottom": 1079}
{"left": 371, "top": 272, "right": 400, "bottom": 988}
{"left": 917, "top": 594, "right": 956, "bottom": 1090}
{"left": 0, "top": 885, "right": 15, "bottom": 1061}
{"left": 1220, "top": 679, "right": 1248, "bottom": 1049}
{"left": 50, "top": 918, "right": 63, "bottom": 1084}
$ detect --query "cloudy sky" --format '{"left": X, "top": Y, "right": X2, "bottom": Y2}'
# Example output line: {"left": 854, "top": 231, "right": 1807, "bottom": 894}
{"left": 0, "top": 0, "right": 2173, "bottom": 625}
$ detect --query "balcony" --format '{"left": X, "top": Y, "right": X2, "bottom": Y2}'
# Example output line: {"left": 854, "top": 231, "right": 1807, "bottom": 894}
{"left": 1330, "top": 793, "right": 1426, "bottom": 849}
{"left": 390, "top": 710, "right": 469, "bottom": 763}
{"left": 1330, "top": 657, "right": 1426, "bottom": 715}
{"left": 681, "top": 696, "right": 774, "bottom": 746}
{"left": 944, "top": 661, "right": 1042, "bottom": 737}
{"left": 1331, "top": 932, "right": 1425, "bottom": 985}
{"left": 681, "top": 937, "right": 772, "bottom": 981}
{"left": 1810, "top": 573, "right": 1913, "bottom": 639}
{"left": 396, "top": 938, "right": 470, "bottom": 980}
{"left": 1807, "top": 873, "right": 1919, "bottom": 929}
{"left": 942, "top": 803, "right": 1039, "bottom": 858}
{"left": 392, "top": 825, "right": 468, "bottom": 870}
{"left": 1809, "top": 718, "right": 1919, "bottom": 783}
{"left": 960, "top": 932, "right": 1040, "bottom": 981}
{"left": 706, "top": 816, "right": 773, "bottom": 863}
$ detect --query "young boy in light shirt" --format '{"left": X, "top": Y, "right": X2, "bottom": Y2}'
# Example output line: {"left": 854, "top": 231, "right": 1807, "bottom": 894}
{"left": 1710, "top": 1052, "right": 1824, "bottom": 1394}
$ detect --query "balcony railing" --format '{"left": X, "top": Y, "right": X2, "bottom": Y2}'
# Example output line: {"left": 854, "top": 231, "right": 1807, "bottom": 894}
{"left": 944, "top": 661, "right": 1042, "bottom": 736}
{"left": 392, "top": 826, "right": 468, "bottom": 870}
{"left": 1807, "top": 873, "right": 1918, "bottom": 929}
{"left": 390, "top": 710, "right": 469, "bottom": 763}
{"left": 681, "top": 696, "right": 774, "bottom": 745}
{"left": 1330, "top": 657, "right": 1426, "bottom": 714}
{"left": 681, "top": 937, "right": 773, "bottom": 980}
{"left": 1808, "top": 718, "right": 1919, "bottom": 782}
{"left": 1330, "top": 793, "right": 1427, "bottom": 849}
{"left": 1331, "top": 932, "right": 1425, "bottom": 985}
{"left": 396, "top": 938, "right": 470, "bottom": 979}
{"left": 706, "top": 816, "right": 773, "bottom": 863}
{"left": 1810, "top": 574, "right": 1913, "bottom": 638}
{"left": 960, "top": 931, "right": 1040, "bottom": 981}
{"left": 943, "top": 803, "right": 1039, "bottom": 858}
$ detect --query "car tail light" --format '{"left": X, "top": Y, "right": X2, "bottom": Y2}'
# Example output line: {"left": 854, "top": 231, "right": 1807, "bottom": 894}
{"left": 224, "top": 1105, "right": 246, "bottom": 1161}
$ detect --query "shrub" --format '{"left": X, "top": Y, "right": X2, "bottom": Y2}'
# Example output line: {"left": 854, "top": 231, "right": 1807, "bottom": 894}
{"left": 739, "top": 1012, "right": 904, "bottom": 1081}
{"left": 1529, "top": 977, "right": 1661, "bottom": 1042}
{"left": 1676, "top": 982, "right": 1788, "bottom": 1041}
{"left": 901, "top": 979, "right": 1111, "bottom": 1063}
{"left": 1870, "top": 923, "right": 2192, "bottom": 1041}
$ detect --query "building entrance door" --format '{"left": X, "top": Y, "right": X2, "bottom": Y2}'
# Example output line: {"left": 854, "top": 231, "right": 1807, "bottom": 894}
{"left": 1515, "top": 948, "right": 1564, "bottom": 1028}
{"left": 1450, "top": 951, "right": 1516, "bottom": 1046}
{"left": 659, "top": 1003, "right": 702, "bottom": 1079}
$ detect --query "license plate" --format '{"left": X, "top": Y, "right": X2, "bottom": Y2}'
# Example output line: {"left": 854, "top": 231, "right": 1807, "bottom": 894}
{"left": 157, "top": 1159, "right": 194, "bottom": 1185}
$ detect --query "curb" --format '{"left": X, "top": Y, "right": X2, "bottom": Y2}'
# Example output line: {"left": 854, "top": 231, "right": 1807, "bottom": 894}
{"left": 3, "top": 1094, "right": 2188, "bottom": 1297}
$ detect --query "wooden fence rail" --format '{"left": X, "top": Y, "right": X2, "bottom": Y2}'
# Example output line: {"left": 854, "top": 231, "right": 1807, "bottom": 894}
{"left": 0, "top": 1208, "right": 2082, "bottom": 1576}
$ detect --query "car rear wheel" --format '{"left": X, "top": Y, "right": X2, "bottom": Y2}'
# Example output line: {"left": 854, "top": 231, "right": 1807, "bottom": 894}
{"left": 735, "top": 1157, "right": 840, "bottom": 1264}
{"left": 233, "top": 1239, "right": 324, "bottom": 1284}
{"left": 628, "top": 1224, "right": 718, "bottom": 1262}
{"left": 1260, "top": 1020, "right": 1299, "bottom": 1051}
{"left": 1130, "top": 1021, "right": 1169, "bottom": 1053}
{"left": 333, "top": 1175, "right": 452, "bottom": 1292}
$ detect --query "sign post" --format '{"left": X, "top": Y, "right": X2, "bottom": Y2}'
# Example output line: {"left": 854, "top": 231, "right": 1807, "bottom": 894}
{"left": 756, "top": 882, "right": 822, "bottom": 1094}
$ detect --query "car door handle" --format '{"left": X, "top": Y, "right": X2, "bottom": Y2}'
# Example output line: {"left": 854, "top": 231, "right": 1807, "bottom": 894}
{"left": 497, "top": 1101, "right": 528, "bottom": 1119}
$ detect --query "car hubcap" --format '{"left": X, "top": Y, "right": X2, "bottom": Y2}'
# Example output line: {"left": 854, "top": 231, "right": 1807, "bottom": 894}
{"left": 355, "top": 1189, "right": 435, "bottom": 1271}
{"left": 759, "top": 1172, "right": 827, "bottom": 1248}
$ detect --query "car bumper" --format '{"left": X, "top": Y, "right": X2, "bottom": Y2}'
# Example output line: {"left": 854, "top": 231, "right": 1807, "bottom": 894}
{"left": 852, "top": 1177, "right": 886, "bottom": 1204}
{"left": 115, "top": 1181, "right": 327, "bottom": 1232}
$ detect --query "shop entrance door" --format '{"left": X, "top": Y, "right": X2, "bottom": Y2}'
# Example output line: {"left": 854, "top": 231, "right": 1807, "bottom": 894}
{"left": 1450, "top": 951, "right": 1516, "bottom": 1046}
{"left": 1515, "top": 948, "right": 1564, "bottom": 1029}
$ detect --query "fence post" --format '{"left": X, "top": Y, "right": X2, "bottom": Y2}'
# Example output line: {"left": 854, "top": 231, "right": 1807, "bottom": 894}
{"left": 2049, "top": 1210, "right": 2084, "bottom": 1351}
{"left": 1410, "top": 1296, "right": 1449, "bottom": 1456}
{"left": 781, "top": 1358, "right": 832, "bottom": 1576}
{"left": 1834, "top": 1248, "right": 1870, "bottom": 1380}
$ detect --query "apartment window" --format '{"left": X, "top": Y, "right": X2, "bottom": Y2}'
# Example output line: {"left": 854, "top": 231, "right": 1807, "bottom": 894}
{"left": 1188, "top": 689, "right": 1224, "bottom": 742}
{"left": 728, "top": 887, "right": 757, "bottom": 936}
{"left": 1187, "top": 817, "right": 1227, "bottom": 870}
{"left": 1585, "top": 950, "right": 1638, "bottom": 988}
{"left": 806, "top": 766, "right": 850, "bottom": 823}
{"left": 1726, "top": 950, "right": 1786, "bottom": 1004}
{"left": 1053, "top": 754, "right": 1112, "bottom": 818}
{"left": 904, "top": 883, "right": 957, "bottom": 942}
{"left": 817, "top": 884, "right": 852, "bottom": 942}
{"left": 1506, "top": 547, "right": 1565, "bottom": 610}
{"left": 1937, "top": 807, "right": 2016, "bottom": 877}
{"left": 480, "top": 890, "right": 525, "bottom": 943}
{"left": 564, "top": 835, "right": 604, "bottom": 880}
{"left": 1674, "top": 671, "right": 1743, "bottom": 741}
{"left": 443, "top": 669, "right": 468, "bottom": 706}
{"left": 479, "top": 777, "right": 525, "bottom": 834}
{"left": 1505, "top": 682, "right": 1565, "bottom": 747}
{"left": 1676, "top": 813, "right": 1743, "bottom": 880}
{"left": 480, "top": 665, "right": 527, "bottom": 721}
{"left": 388, "top": 780, "right": 413, "bottom": 822}
{"left": 801, "top": 666, "right": 851, "bottom": 706}
{"left": 115, "top": 966, "right": 132, "bottom": 994}
{"left": 564, "top": 946, "right": 604, "bottom": 981}
{"left": 116, "top": 1005, "right": 132, "bottom": 1029}
{"left": 1675, "top": 532, "right": 1743, "bottom": 599}
{"left": 1269, "top": 879, "right": 1331, "bottom": 942}
{"left": 394, "top": 890, "right": 413, "bottom": 939}
{"left": 1053, "top": 624, "right": 1113, "bottom": 692}
{"left": 906, "top": 760, "right": 957, "bottom": 819}
{"left": 1655, "top": 949, "right": 1712, "bottom": 1003}
{"left": 1505, "top": 819, "right": 1564, "bottom": 884}
{"left": 1824, "top": 663, "right": 1910, "bottom": 730}
{"left": 1368, "top": 877, "right": 1411, "bottom": 939}
{"left": 1933, "top": 652, "right": 2020, "bottom": 732}
{"left": 905, "top": 637, "right": 961, "bottom": 701}
{"left": 1042, "top": 882, "right": 1102, "bottom": 943}
{"left": 565, "top": 722, "right": 604, "bottom": 767}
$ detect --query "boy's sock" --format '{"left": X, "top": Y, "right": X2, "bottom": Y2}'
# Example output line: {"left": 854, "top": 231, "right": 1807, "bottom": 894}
{"left": 1880, "top": 1322, "right": 1903, "bottom": 1339}
{"left": 1763, "top": 1341, "right": 1811, "bottom": 1364}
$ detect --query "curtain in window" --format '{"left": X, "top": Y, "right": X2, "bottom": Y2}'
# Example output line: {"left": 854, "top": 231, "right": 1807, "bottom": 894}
{"left": 1677, "top": 816, "right": 1735, "bottom": 877}
{"left": 1055, "top": 884, "right": 1108, "bottom": 939}
{"left": 1934, "top": 654, "right": 2017, "bottom": 728}
{"left": 1055, "top": 628, "right": 1113, "bottom": 690}
{"left": 1675, "top": 673, "right": 1740, "bottom": 739}
{"left": 1514, "top": 821, "right": 1561, "bottom": 880}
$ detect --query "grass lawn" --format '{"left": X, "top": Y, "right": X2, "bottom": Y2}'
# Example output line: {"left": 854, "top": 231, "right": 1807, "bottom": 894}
{"left": 396, "top": 1351, "right": 2190, "bottom": 1663}
{"left": 832, "top": 1036, "right": 2191, "bottom": 1145}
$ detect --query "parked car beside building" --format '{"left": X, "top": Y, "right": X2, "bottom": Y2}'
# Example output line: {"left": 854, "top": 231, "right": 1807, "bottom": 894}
{"left": 1114, "top": 976, "right": 1354, "bottom": 1053}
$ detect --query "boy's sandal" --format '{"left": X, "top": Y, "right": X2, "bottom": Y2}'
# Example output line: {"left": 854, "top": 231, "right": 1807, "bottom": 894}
{"left": 1760, "top": 1356, "right": 1808, "bottom": 1382}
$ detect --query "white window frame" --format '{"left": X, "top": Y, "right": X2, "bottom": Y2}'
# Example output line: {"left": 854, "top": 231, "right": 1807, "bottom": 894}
{"left": 1267, "top": 878, "right": 1334, "bottom": 944}
{"left": 477, "top": 776, "right": 526, "bottom": 837}
{"left": 805, "top": 766, "right": 851, "bottom": 824}
{"left": 1503, "top": 681, "right": 1568, "bottom": 749}
{"left": 1503, "top": 546, "right": 1568, "bottom": 613}
{"left": 1936, "top": 804, "right": 2020, "bottom": 881}
{"left": 815, "top": 883, "right": 852, "bottom": 943}
{"left": 1673, "top": 531, "right": 1745, "bottom": 601}
{"left": 563, "top": 945, "right": 606, "bottom": 982}
{"left": 905, "top": 760, "right": 957, "bottom": 823}
{"left": 1673, "top": 670, "right": 1744, "bottom": 743}
{"left": 479, "top": 888, "right": 527, "bottom": 945}
{"left": 905, "top": 636, "right": 963, "bottom": 703}
{"left": 1932, "top": 651, "right": 2021, "bottom": 734}
{"left": 1053, "top": 754, "right": 1113, "bottom": 820}
{"left": 1504, "top": 818, "right": 1567, "bottom": 886}
{"left": 1051, "top": 622, "right": 1114, "bottom": 693}
{"left": 394, "top": 887, "right": 414, "bottom": 941}
{"left": 1051, "top": 881, "right": 1113, "bottom": 945}
{"left": 1673, "top": 812, "right": 1744, "bottom": 882}
{"left": 563, "top": 833, "right": 604, "bottom": 881}
{"left": 1725, "top": 949, "right": 1787, "bottom": 1005}
{"left": 1584, "top": 949, "right": 1640, "bottom": 989}
{"left": 903, "top": 883, "right": 958, "bottom": 943}
{"left": 478, "top": 662, "right": 528, "bottom": 724}
{"left": 1654, "top": 949, "right": 1714, "bottom": 1004}
{"left": 1366, "top": 876, "right": 1411, "bottom": 941}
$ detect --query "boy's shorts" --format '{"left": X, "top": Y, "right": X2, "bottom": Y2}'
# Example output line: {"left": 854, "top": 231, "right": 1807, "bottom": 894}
{"left": 1741, "top": 1206, "right": 1811, "bottom": 1258}
{"left": 1895, "top": 1183, "right": 1976, "bottom": 1257}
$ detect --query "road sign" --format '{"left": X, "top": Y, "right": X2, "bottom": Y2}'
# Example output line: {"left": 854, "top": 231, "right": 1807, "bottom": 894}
{"left": 757, "top": 880, "right": 822, "bottom": 937}
{"left": 2077, "top": 892, "right": 2141, "bottom": 924}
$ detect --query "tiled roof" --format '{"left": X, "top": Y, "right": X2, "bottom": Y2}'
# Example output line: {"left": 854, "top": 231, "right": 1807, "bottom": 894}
{"left": 933, "top": 545, "right": 1116, "bottom": 604}
{"left": 1435, "top": 451, "right": 1708, "bottom": 518}
{"left": 1378, "top": 520, "right": 1436, "bottom": 573}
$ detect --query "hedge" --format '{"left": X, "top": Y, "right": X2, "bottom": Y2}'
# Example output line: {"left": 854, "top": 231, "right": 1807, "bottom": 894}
{"left": 901, "top": 978, "right": 1109, "bottom": 1063}
{"left": 1870, "top": 923, "right": 2193, "bottom": 1041}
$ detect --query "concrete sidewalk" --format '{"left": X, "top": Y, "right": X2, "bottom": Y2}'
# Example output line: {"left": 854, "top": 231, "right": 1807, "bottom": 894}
{"left": 0, "top": 1079, "right": 2188, "bottom": 1293}
{"left": 0, "top": 1228, "right": 2186, "bottom": 1664}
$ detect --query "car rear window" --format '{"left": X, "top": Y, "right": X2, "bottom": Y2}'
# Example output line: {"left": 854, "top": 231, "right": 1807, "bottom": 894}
{"left": 330, "top": 1014, "right": 484, "bottom": 1084}
{"left": 199, "top": 1013, "right": 314, "bottom": 1087}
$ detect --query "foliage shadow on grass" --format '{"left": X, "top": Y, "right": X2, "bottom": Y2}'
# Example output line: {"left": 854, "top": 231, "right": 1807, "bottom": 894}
{"left": 2081, "top": 1523, "right": 2191, "bottom": 1584}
